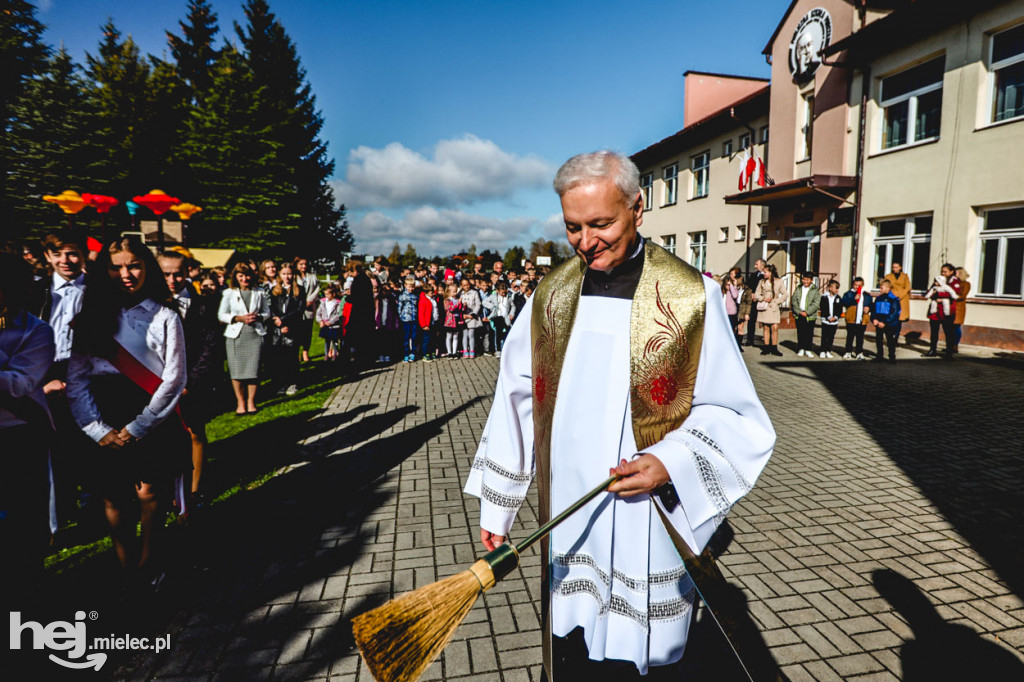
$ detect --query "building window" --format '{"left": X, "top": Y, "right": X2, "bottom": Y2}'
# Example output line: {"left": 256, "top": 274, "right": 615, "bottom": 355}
{"left": 800, "top": 94, "right": 814, "bottom": 160}
{"left": 872, "top": 215, "right": 932, "bottom": 290}
{"left": 739, "top": 132, "right": 751, "bottom": 150}
{"left": 991, "top": 23, "right": 1024, "bottom": 123}
{"left": 640, "top": 172, "right": 653, "bottom": 211}
{"left": 722, "top": 139, "right": 733, "bottom": 157}
{"left": 662, "top": 234, "right": 677, "bottom": 255}
{"left": 978, "top": 206, "right": 1024, "bottom": 298}
{"left": 719, "top": 226, "right": 729, "bottom": 242}
{"left": 663, "top": 164, "right": 678, "bottom": 205}
{"left": 691, "top": 151, "right": 709, "bottom": 199}
{"left": 759, "top": 125, "right": 769, "bottom": 143}
{"left": 689, "top": 231, "right": 707, "bottom": 271}
{"left": 736, "top": 224, "right": 746, "bottom": 241}
{"left": 880, "top": 56, "right": 944, "bottom": 149}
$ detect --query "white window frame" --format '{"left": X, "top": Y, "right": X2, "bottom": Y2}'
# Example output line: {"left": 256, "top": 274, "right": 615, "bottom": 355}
{"left": 689, "top": 231, "right": 707, "bottom": 271}
{"left": 879, "top": 57, "right": 944, "bottom": 151}
{"left": 640, "top": 172, "right": 653, "bottom": 211}
{"left": 989, "top": 23, "right": 1024, "bottom": 124}
{"left": 691, "top": 151, "right": 710, "bottom": 199}
{"left": 759, "top": 125, "right": 769, "bottom": 143}
{"left": 976, "top": 205, "right": 1024, "bottom": 299}
{"left": 739, "top": 132, "right": 751, "bottom": 150}
{"left": 735, "top": 224, "right": 746, "bottom": 241}
{"left": 722, "top": 139, "right": 733, "bottom": 157}
{"left": 799, "top": 95, "right": 814, "bottom": 161}
{"left": 662, "top": 234, "right": 677, "bottom": 255}
{"left": 719, "top": 226, "right": 729, "bottom": 242}
{"left": 662, "top": 164, "right": 678, "bottom": 206}
{"left": 871, "top": 214, "right": 932, "bottom": 291}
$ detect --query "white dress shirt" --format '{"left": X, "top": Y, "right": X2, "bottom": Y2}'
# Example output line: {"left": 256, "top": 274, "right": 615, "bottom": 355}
{"left": 0, "top": 311, "right": 55, "bottom": 430}
{"left": 49, "top": 272, "right": 86, "bottom": 362}
{"left": 66, "top": 299, "right": 186, "bottom": 442}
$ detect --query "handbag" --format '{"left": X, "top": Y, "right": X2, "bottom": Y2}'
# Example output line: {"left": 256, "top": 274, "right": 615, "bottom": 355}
{"left": 756, "top": 301, "right": 769, "bottom": 311}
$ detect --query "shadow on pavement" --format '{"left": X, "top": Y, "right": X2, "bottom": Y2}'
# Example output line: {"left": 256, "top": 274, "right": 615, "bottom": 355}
{"left": 762, "top": 357, "right": 1024, "bottom": 601}
{"left": 680, "top": 521, "right": 790, "bottom": 682}
{"left": 872, "top": 569, "right": 1024, "bottom": 680}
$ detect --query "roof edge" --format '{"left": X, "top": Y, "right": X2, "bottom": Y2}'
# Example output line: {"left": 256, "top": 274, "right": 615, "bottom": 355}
{"left": 683, "top": 70, "right": 770, "bottom": 82}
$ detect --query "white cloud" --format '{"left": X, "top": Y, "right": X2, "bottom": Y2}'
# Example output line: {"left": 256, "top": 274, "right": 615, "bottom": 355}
{"left": 334, "top": 135, "right": 552, "bottom": 209}
{"left": 353, "top": 207, "right": 541, "bottom": 257}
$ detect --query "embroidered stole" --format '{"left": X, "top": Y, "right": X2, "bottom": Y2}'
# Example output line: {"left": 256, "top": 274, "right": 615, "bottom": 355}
{"left": 530, "top": 241, "right": 706, "bottom": 676}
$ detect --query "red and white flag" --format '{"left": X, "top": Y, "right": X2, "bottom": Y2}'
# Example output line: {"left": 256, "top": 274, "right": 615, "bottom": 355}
{"left": 738, "top": 146, "right": 767, "bottom": 190}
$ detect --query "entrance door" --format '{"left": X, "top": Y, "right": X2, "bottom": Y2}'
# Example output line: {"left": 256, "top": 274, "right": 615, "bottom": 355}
{"left": 788, "top": 228, "right": 820, "bottom": 274}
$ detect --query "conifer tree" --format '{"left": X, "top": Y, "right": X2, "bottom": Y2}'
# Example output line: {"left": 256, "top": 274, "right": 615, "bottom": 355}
{"left": 7, "top": 48, "right": 103, "bottom": 235}
{"left": 85, "top": 21, "right": 155, "bottom": 199}
{"left": 235, "top": 0, "right": 352, "bottom": 255}
{"left": 183, "top": 45, "right": 288, "bottom": 248}
{"left": 1, "top": 0, "right": 48, "bottom": 227}
{"left": 167, "top": 0, "right": 220, "bottom": 97}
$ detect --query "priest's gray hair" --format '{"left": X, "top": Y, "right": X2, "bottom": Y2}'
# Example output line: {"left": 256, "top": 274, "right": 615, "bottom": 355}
{"left": 553, "top": 150, "right": 640, "bottom": 204}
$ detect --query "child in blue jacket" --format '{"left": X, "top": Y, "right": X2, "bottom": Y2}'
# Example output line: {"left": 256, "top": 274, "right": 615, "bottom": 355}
{"left": 871, "top": 278, "right": 902, "bottom": 362}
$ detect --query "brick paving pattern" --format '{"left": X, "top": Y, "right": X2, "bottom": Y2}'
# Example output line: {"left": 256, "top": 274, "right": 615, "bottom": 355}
{"left": 127, "top": 333, "right": 1024, "bottom": 681}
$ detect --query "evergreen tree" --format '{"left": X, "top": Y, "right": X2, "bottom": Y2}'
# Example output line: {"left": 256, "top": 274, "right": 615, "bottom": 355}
{"left": 85, "top": 21, "right": 155, "bottom": 199}
{"left": 388, "top": 243, "right": 401, "bottom": 264}
{"left": 235, "top": 0, "right": 350, "bottom": 255}
{"left": 401, "top": 243, "right": 418, "bottom": 268}
{"left": 166, "top": 0, "right": 220, "bottom": 96}
{"left": 503, "top": 245, "right": 526, "bottom": 271}
{"left": 183, "top": 44, "right": 287, "bottom": 249}
{"left": 0, "top": 0, "right": 48, "bottom": 228}
{"left": 7, "top": 48, "right": 103, "bottom": 236}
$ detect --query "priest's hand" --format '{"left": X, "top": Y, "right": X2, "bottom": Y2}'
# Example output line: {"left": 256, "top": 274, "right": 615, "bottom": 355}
{"left": 608, "top": 455, "right": 670, "bottom": 497}
{"left": 480, "top": 529, "right": 506, "bottom": 551}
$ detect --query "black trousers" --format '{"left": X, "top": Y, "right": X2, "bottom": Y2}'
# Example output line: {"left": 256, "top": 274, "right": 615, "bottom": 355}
{"left": 820, "top": 324, "right": 838, "bottom": 353}
{"left": 929, "top": 318, "right": 956, "bottom": 353}
{"left": 745, "top": 308, "right": 759, "bottom": 344}
{"left": 795, "top": 317, "right": 816, "bottom": 352}
{"left": 845, "top": 324, "right": 866, "bottom": 354}
{"left": 875, "top": 323, "right": 901, "bottom": 358}
{"left": 0, "top": 424, "right": 49, "bottom": 609}
{"left": 728, "top": 313, "right": 743, "bottom": 348}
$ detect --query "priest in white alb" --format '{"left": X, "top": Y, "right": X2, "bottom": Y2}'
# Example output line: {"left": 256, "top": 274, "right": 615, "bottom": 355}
{"left": 464, "top": 151, "right": 776, "bottom": 680}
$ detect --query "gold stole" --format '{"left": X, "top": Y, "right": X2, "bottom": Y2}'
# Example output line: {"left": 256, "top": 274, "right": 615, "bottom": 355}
{"left": 530, "top": 240, "right": 706, "bottom": 677}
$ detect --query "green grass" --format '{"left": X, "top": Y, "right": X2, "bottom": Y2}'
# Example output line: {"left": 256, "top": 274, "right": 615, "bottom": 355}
{"left": 45, "top": 334, "right": 345, "bottom": 574}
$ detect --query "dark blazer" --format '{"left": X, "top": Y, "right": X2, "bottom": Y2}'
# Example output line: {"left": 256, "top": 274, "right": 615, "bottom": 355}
{"left": 269, "top": 285, "right": 306, "bottom": 346}
{"left": 819, "top": 293, "right": 843, "bottom": 322}
{"left": 746, "top": 270, "right": 766, "bottom": 294}
{"left": 180, "top": 293, "right": 223, "bottom": 392}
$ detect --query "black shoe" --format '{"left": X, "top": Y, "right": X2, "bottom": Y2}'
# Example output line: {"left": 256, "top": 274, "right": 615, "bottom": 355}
{"left": 737, "top": 345, "right": 744, "bottom": 353}
{"left": 770, "top": 345, "right": 783, "bottom": 357}
{"left": 923, "top": 350, "right": 938, "bottom": 357}
{"left": 888, "top": 356, "right": 897, "bottom": 362}
{"left": 760, "top": 346, "right": 770, "bottom": 355}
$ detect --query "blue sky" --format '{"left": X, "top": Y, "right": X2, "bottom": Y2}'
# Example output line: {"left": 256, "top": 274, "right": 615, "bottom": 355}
{"left": 37, "top": 0, "right": 788, "bottom": 256}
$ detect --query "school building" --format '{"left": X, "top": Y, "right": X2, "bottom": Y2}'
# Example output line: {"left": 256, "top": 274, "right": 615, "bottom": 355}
{"left": 635, "top": 0, "right": 1024, "bottom": 349}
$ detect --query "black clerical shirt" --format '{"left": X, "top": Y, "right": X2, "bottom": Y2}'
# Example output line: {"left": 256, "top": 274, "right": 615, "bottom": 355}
{"left": 581, "top": 237, "right": 645, "bottom": 299}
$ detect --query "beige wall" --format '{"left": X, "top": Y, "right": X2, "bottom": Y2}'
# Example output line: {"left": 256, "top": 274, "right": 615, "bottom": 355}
{"left": 683, "top": 73, "right": 769, "bottom": 126}
{"left": 856, "top": 2, "right": 1024, "bottom": 331}
{"left": 766, "top": 0, "right": 857, "bottom": 182}
{"left": 637, "top": 116, "right": 769, "bottom": 275}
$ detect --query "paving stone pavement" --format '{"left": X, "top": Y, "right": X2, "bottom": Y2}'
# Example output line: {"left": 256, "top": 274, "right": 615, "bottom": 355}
{"left": 128, "top": 332, "right": 1024, "bottom": 681}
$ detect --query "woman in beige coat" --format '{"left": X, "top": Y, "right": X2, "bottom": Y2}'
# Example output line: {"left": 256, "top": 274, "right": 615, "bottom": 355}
{"left": 753, "top": 264, "right": 786, "bottom": 356}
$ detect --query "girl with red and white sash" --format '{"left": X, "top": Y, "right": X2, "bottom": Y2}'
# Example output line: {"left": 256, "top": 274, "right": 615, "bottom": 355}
{"left": 67, "top": 237, "right": 188, "bottom": 592}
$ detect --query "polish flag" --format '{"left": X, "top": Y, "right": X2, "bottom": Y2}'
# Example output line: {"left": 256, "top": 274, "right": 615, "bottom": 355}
{"left": 738, "top": 147, "right": 767, "bottom": 190}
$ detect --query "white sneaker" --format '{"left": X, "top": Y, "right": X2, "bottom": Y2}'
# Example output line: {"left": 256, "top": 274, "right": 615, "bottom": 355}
{"left": 797, "top": 349, "right": 805, "bottom": 357}
{"left": 826, "top": 352, "right": 834, "bottom": 358}
{"left": 819, "top": 351, "right": 827, "bottom": 358}
{"left": 285, "top": 385, "right": 298, "bottom": 396}
{"left": 495, "top": 351, "right": 502, "bottom": 358}
{"left": 842, "top": 352, "right": 853, "bottom": 359}
{"left": 856, "top": 353, "right": 866, "bottom": 360}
